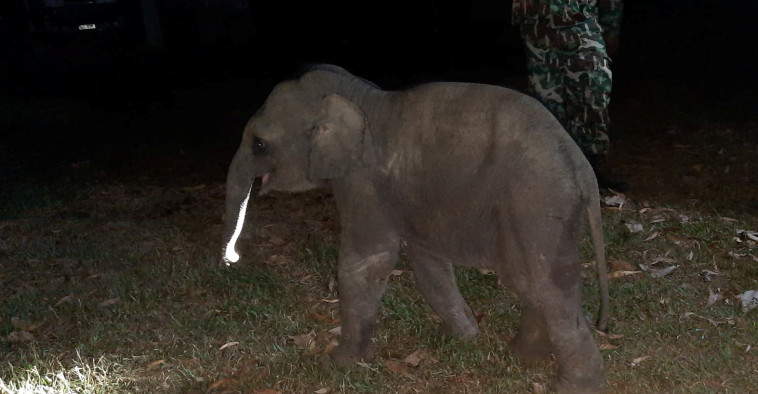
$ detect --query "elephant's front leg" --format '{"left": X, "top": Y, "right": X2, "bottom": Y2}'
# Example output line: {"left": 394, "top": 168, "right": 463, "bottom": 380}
{"left": 330, "top": 247, "right": 398, "bottom": 366}
{"left": 405, "top": 247, "right": 478, "bottom": 339}
{"left": 328, "top": 177, "right": 399, "bottom": 366}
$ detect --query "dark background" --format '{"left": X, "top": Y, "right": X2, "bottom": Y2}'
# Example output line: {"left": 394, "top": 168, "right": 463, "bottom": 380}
{"left": 1, "top": 0, "right": 757, "bottom": 212}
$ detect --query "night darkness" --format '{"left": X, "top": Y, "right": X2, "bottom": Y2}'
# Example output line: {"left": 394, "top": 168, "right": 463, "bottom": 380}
{"left": 1, "top": 0, "right": 757, "bottom": 205}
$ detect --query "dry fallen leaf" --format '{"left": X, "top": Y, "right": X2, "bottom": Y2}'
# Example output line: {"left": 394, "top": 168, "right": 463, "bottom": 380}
{"left": 6, "top": 331, "right": 34, "bottom": 344}
{"left": 265, "top": 255, "right": 293, "bottom": 266}
{"left": 649, "top": 255, "right": 676, "bottom": 265}
{"left": 681, "top": 311, "right": 696, "bottom": 319}
{"left": 311, "top": 312, "right": 339, "bottom": 325}
{"left": 599, "top": 344, "right": 619, "bottom": 350}
{"left": 737, "top": 229, "right": 758, "bottom": 242}
{"left": 208, "top": 377, "right": 237, "bottom": 391}
{"left": 701, "top": 380, "right": 728, "bottom": 389}
{"left": 738, "top": 290, "right": 758, "bottom": 313}
{"left": 252, "top": 390, "right": 281, "bottom": 394}
{"left": 98, "top": 298, "right": 120, "bottom": 307}
{"left": 219, "top": 341, "right": 239, "bottom": 351}
{"left": 314, "top": 388, "right": 330, "bottom": 394}
{"left": 595, "top": 331, "right": 624, "bottom": 339}
{"left": 625, "top": 221, "right": 644, "bottom": 233}
{"left": 289, "top": 331, "right": 316, "bottom": 349}
{"left": 328, "top": 326, "right": 342, "bottom": 336}
{"left": 182, "top": 184, "right": 206, "bottom": 192}
{"left": 383, "top": 359, "right": 410, "bottom": 377}
{"left": 703, "top": 317, "right": 725, "bottom": 326}
{"left": 146, "top": 359, "right": 165, "bottom": 371}
{"left": 706, "top": 288, "right": 724, "bottom": 307}
{"left": 602, "top": 193, "right": 626, "bottom": 208}
{"left": 631, "top": 355, "right": 651, "bottom": 367}
{"left": 650, "top": 265, "right": 678, "bottom": 279}
{"left": 666, "top": 233, "right": 689, "bottom": 245}
{"left": 701, "top": 270, "right": 720, "bottom": 282}
{"left": 532, "top": 381, "right": 547, "bottom": 394}
{"left": 608, "top": 270, "right": 642, "bottom": 279}
{"left": 610, "top": 260, "right": 635, "bottom": 272}
{"left": 55, "top": 294, "right": 74, "bottom": 306}
{"left": 403, "top": 350, "right": 427, "bottom": 367}
{"left": 322, "top": 339, "right": 339, "bottom": 355}
{"left": 644, "top": 231, "right": 659, "bottom": 241}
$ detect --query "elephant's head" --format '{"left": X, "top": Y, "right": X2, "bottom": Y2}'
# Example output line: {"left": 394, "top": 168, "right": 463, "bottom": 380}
{"left": 221, "top": 70, "right": 371, "bottom": 264}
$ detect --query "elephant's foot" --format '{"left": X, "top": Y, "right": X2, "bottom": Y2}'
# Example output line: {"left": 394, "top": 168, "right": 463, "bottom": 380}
{"left": 444, "top": 323, "right": 478, "bottom": 340}
{"left": 441, "top": 309, "right": 479, "bottom": 340}
{"left": 550, "top": 331, "right": 606, "bottom": 393}
{"left": 553, "top": 372, "right": 606, "bottom": 394}
{"left": 508, "top": 331, "right": 552, "bottom": 364}
{"left": 326, "top": 344, "right": 375, "bottom": 367}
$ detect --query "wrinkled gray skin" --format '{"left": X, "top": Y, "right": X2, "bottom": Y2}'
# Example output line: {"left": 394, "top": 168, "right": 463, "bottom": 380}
{"left": 221, "top": 65, "right": 610, "bottom": 393}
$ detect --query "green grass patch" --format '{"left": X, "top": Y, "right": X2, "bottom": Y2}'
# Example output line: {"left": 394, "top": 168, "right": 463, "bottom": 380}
{"left": 2, "top": 179, "right": 757, "bottom": 393}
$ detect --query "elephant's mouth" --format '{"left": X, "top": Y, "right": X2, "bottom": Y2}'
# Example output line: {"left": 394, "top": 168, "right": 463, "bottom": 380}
{"left": 258, "top": 172, "right": 274, "bottom": 195}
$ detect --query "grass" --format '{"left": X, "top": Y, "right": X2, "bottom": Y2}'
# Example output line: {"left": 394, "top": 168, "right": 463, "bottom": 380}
{"left": 1, "top": 174, "right": 757, "bottom": 393}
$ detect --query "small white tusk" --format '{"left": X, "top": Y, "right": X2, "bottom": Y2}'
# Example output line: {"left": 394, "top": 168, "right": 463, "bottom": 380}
{"left": 223, "top": 186, "right": 253, "bottom": 264}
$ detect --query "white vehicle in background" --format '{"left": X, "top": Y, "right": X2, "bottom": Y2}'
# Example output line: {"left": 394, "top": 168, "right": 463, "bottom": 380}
{"left": 25, "top": 0, "right": 138, "bottom": 43}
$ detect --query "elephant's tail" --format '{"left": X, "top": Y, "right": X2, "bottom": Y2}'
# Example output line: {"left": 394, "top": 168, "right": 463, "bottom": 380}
{"left": 587, "top": 203, "right": 610, "bottom": 332}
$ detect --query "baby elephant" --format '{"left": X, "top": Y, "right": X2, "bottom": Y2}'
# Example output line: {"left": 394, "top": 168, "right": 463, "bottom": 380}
{"left": 220, "top": 64, "right": 610, "bottom": 393}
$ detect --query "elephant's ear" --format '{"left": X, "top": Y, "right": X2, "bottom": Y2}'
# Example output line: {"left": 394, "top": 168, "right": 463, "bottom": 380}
{"left": 309, "top": 94, "right": 367, "bottom": 180}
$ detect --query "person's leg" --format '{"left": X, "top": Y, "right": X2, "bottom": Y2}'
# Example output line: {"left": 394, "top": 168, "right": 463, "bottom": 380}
{"left": 520, "top": 24, "right": 568, "bottom": 126}
{"left": 561, "top": 21, "right": 612, "bottom": 158}
{"left": 520, "top": 16, "right": 627, "bottom": 191}
{"left": 558, "top": 22, "right": 628, "bottom": 190}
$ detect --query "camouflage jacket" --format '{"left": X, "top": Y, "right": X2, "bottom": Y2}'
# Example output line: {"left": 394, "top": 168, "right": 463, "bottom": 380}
{"left": 512, "top": 0, "right": 624, "bottom": 37}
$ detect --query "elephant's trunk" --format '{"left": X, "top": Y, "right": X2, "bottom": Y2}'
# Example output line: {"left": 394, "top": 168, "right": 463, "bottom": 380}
{"left": 221, "top": 146, "right": 257, "bottom": 265}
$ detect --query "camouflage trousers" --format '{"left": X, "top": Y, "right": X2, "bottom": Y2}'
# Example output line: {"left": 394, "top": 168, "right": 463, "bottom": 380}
{"left": 519, "top": 21, "right": 612, "bottom": 156}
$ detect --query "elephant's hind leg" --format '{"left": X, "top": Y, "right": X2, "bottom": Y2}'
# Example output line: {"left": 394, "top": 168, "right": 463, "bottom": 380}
{"left": 508, "top": 304, "right": 552, "bottom": 363}
{"left": 540, "top": 288, "right": 605, "bottom": 393}
{"left": 405, "top": 247, "right": 478, "bottom": 340}
{"left": 500, "top": 202, "right": 605, "bottom": 393}
{"left": 511, "top": 262, "right": 604, "bottom": 392}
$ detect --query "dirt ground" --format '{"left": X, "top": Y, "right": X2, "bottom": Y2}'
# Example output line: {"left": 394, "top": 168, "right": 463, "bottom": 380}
{"left": 610, "top": 76, "right": 757, "bottom": 217}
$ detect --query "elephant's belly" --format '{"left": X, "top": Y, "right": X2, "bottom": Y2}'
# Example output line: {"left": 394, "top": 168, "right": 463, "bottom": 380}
{"left": 397, "top": 210, "right": 500, "bottom": 269}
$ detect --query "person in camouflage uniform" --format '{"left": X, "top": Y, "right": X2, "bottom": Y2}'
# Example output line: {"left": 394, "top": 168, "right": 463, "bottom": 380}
{"left": 512, "top": 0, "right": 625, "bottom": 189}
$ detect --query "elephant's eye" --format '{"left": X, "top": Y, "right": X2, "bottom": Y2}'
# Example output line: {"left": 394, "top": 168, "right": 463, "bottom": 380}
{"left": 253, "top": 137, "right": 269, "bottom": 155}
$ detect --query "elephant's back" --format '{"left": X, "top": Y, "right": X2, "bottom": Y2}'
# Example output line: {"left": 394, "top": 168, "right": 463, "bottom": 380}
{"left": 389, "top": 81, "right": 586, "bottom": 191}
{"left": 383, "top": 80, "right": 595, "bottom": 223}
